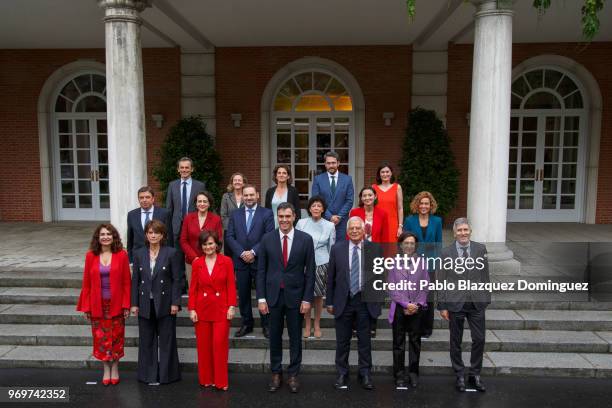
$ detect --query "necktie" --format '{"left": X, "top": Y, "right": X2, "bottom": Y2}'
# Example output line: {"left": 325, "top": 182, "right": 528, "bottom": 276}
{"left": 461, "top": 246, "right": 469, "bottom": 258}
{"left": 330, "top": 175, "right": 336, "bottom": 195}
{"left": 246, "top": 208, "right": 254, "bottom": 233}
{"left": 350, "top": 245, "right": 360, "bottom": 296}
{"left": 282, "top": 235, "right": 288, "bottom": 267}
{"left": 181, "top": 181, "right": 188, "bottom": 218}
{"left": 143, "top": 211, "right": 151, "bottom": 229}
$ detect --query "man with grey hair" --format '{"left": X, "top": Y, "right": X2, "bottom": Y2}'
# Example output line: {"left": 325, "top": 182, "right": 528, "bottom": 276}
{"left": 437, "top": 217, "right": 490, "bottom": 393}
{"left": 327, "top": 216, "right": 383, "bottom": 390}
{"left": 311, "top": 151, "right": 354, "bottom": 241}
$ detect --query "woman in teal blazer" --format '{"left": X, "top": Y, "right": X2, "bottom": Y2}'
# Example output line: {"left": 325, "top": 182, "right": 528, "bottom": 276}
{"left": 403, "top": 191, "right": 442, "bottom": 338}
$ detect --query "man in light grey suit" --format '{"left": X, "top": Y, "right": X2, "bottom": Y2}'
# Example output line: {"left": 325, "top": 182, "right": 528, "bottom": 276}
{"left": 437, "top": 217, "right": 490, "bottom": 393}
{"left": 165, "top": 157, "right": 206, "bottom": 283}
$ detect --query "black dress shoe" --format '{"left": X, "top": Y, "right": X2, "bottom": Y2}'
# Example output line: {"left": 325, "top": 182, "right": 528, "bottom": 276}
{"left": 468, "top": 375, "right": 486, "bottom": 392}
{"left": 334, "top": 374, "right": 348, "bottom": 390}
{"left": 370, "top": 329, "right": 377, "bottom": 339}
{"left": 394, "top": 377, "right": 408, "bottom": 390}
{"left": 359, "top": 374, "right": 374, "bottom": 390}
{"left": 262, "top": 326, "right": 269, "bottom": 339}
{"left": 268, "top": 373, "right": 282, "bottom": 392}
{"left": 287, "top": 376, "right": 300, "bottom": 393}
{"left": 234, "top": 326, "right": 253, "bottom": 338}
{"left": 456, "top": 377, "right": 466, "bottom": 392}
{"left": 408, "top": 373, "right": 418, "bottom": 388}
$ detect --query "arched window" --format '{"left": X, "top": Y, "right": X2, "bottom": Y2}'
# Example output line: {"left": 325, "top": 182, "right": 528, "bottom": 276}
{"left": 55, "top": 74, "right": 106, "bottom": 113}
{"left": 53, "top": 73, "right": 109, "bottom": 220}
{"left": 508, "top": 68, "right": 586, "bottom": 222}
{"left": 273, "top": 71, "right": 353, "bottom": 112}
{"left": 511, "top": 68, "right": 583, "bottom": 110}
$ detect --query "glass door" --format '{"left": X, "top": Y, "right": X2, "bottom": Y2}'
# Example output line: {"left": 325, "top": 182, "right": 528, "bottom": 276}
{"left": 55, "top": 116, "right": 109, "bottom": 220}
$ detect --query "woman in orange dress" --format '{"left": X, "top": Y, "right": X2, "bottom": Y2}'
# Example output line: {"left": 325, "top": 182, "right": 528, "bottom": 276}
{"left": 77, "top": 223, "right": 131, "bottom": 386}
{"left": 188, "top": 230, "right": 237, "bottom": 390}
{"left": 372, "top": 162, "right": 404, "bottom": 244}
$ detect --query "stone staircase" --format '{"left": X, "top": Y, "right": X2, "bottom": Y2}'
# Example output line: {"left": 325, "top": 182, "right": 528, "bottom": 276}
{"left": 1, "top": 269, "right": 612, "bottom": 377}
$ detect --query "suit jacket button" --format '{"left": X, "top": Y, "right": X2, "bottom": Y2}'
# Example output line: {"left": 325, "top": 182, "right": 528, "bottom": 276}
{"left": 216, "top": 292, "right": 220, "bottom": 296}
{"left": 162, "top": 291, "right": 165, "bottom": 295}
{"left": 160, "top": 280, "right": 164, "bottom": 283}
{"left": 141, "top": 291, "right": 144, "bottom": 295}
{"left": 204, "top": 293, "right": 207, "bottom": 297}
{"left": 163, "top": 267, "right": 166, "bottom": 270}
{"left": 139, "top": 268, "right": 142, "bottom": 271}
{"left": 141, "top": 280, "right": 144, "bottom": 284}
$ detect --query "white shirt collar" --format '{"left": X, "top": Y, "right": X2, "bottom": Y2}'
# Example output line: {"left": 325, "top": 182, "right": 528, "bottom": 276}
{"left": 349, "top": 240, "right": 362, "bottom": 250}
{"left": 141, "top": 206, "right": 154, "bottom": 214}
{"left": 181, "top": 177, "right": 192, "bottom": 184}
{"left": 246, "top": 204, "right": 258, "bottom": 211}
{"left": 279, "top": 228, "right": 295, "bottom": 240}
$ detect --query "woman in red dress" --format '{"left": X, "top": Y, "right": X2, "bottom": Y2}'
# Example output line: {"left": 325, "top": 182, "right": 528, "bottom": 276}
{"left": 180, "top": 190, "right": 223, "bottom": 265}
{"left": 348, "top": 186, "right": 389, "bottom": 244}
{"left": 77, "top": 223, "right": 131, "bottom": 385}
{"left": 188, "top": 230, "right": 237, "bottom": 390}
{"left": 372, "top": 162, "right": 404, "bottom": 243}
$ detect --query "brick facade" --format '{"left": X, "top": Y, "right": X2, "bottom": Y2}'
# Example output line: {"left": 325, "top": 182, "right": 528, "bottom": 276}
{"left": 0, "top": 48, "right": 181, "bottom": 221}
{"left": 447, "top": 42, "right": 612, "bottom": 224}
{"left": 215, "top": 46, "right": 412, "bottom": 192}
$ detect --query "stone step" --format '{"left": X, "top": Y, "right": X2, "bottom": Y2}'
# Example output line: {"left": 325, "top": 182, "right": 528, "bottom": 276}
{"left": 1, "top": 304, "right": 612, "bottom": 331}
{"left": 0, "top": 345, "right": 610, "bottom": 377}
{"left": 0, "top": 324, "right": 610, "bottom": 353}
{"left": 1, "top": 286, "right": 610, "bottom": 311}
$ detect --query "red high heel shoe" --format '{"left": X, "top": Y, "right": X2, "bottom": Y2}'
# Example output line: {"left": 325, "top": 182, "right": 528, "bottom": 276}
{"left": 110, "top": 378, "right": 120, "bottom": 385}
{"left": 102, "top": 378, "right": 111, "bottom": 386}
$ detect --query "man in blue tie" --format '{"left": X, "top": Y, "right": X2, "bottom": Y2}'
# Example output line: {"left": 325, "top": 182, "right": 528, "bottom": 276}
{"left": 226, "top": 185, "right": 275, "bottom": 338}
{"left": 165, "top": 158, "right": 205, "bottom": 282}
{"left": 311, "top": 151, "right": 354, "bottom": 241}
{"left": 327, "top": 216, "right": 383, "bottom": 390}
{"left": 126, "top": 186, "right": 173, "bottom": 263}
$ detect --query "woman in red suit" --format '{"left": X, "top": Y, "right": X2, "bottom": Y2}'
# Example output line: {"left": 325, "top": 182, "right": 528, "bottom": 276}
{"left": 348, "top": 186, "right": 390, "bottom": 244}
{"left": 188, "top": 230, "right": 237, "bottom": 390}
{"left": 180, "top": 190, "right": 223, "bottom": 265}
{"left": 77, "top": 223, "right": 131, "bottom": 386}
{"left": 348, "top": 187, "right": 389, "bottom": 338}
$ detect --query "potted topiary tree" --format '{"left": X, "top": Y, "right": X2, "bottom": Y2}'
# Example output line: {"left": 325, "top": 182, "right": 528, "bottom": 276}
{"left": 153, "top": 116, "right": 224, "bottom": 211}
{"left": 398, "top": 107, "right": 459, "bottom": 221}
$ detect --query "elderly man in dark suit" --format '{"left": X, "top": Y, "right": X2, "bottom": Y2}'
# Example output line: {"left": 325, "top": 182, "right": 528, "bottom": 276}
{"left": 126, "top": 186, "right": 173, "bottom": 263}
{"left": 437, "top": 217, "right": 490, "bottom": 393}
{"left": 226, "top": 184, "right": 275, "bottom": 338}
{"left": 257, "top": 202, "right": 315, "bottom": 394}
{"left": 165, "top": 157, "right": 206, "bottom": 274}
{"left": 326, "top": 216, "right": 383, "bottom": 391}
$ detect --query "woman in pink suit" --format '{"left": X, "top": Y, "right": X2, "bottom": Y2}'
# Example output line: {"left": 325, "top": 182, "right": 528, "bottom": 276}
{"left": 180, "top": 190, "right": 223, "bottom": 265}
{"left": 188, "top": 230, "right": 237, "bottom": 390}
{"left": 77, "top": 223, "right": 131, "bottom": 386}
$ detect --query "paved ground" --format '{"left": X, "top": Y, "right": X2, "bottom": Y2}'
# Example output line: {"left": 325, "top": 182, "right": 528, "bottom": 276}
{"left": 0, "top": 369, "right": 611, "bottom": 408}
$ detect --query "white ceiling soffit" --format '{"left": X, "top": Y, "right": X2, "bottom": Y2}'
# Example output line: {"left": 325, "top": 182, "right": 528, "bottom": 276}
{"left": 454, "top": 0, "right": 612, "bottom": 44}
{"left": 164, "top": 0, "right": 442, "bottom": 47}
{"left": 0, "top": 0, "right": 174, "bottom": 49}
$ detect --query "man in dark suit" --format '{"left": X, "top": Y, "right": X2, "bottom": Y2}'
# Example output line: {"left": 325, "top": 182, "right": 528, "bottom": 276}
{"left": 126, "top": 186, "right": 173, "bottom": 263}
{"left": 257, "top": 202, "right": 315, "bottom": 393}
{"left": 437, "top": 217, "right": 490, "bottom": 393}
{"left": 311, "top": 151, "right": 354, "bottom": 241}
{"left": 326, "top": 216, "right": 383, "bottom": 390}
{"left": 165, "top": 157, "right": 206, "bottom": 274}
{"left": 225, "top": 184, "right": 274, "bottom": 338}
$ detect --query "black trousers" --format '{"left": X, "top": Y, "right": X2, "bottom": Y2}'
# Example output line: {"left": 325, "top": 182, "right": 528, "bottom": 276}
{"left": 268, "top": 290, "right": 303, "bottom": 376}
{"left": 236, "top": 267, "right": 268, "bottom": 329}
{"left": 335, "top": 293, "right": 372, "bottom": 377}
{"left": 392, "top": 306, "right": 422, "bottom": 377}
{"left": 137, "top": 299, "right": 181, "bottom": 383}
{"left": 420, "top": 301, "right": 434, "bottom": 336}
{"left": 448, "top": 302, "right": 486, "bottom": 377}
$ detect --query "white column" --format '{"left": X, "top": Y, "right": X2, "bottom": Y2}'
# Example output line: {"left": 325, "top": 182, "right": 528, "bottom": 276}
{"left": 98, "top": 0, "right": 150, "bottom": 240}
{"left": 467, "top": 0, "right": 517, "bottom": 267}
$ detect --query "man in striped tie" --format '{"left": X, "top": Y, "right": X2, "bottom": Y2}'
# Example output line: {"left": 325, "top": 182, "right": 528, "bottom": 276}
{"left": 326, "top": 216, "right": 383, "bottom": 390}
